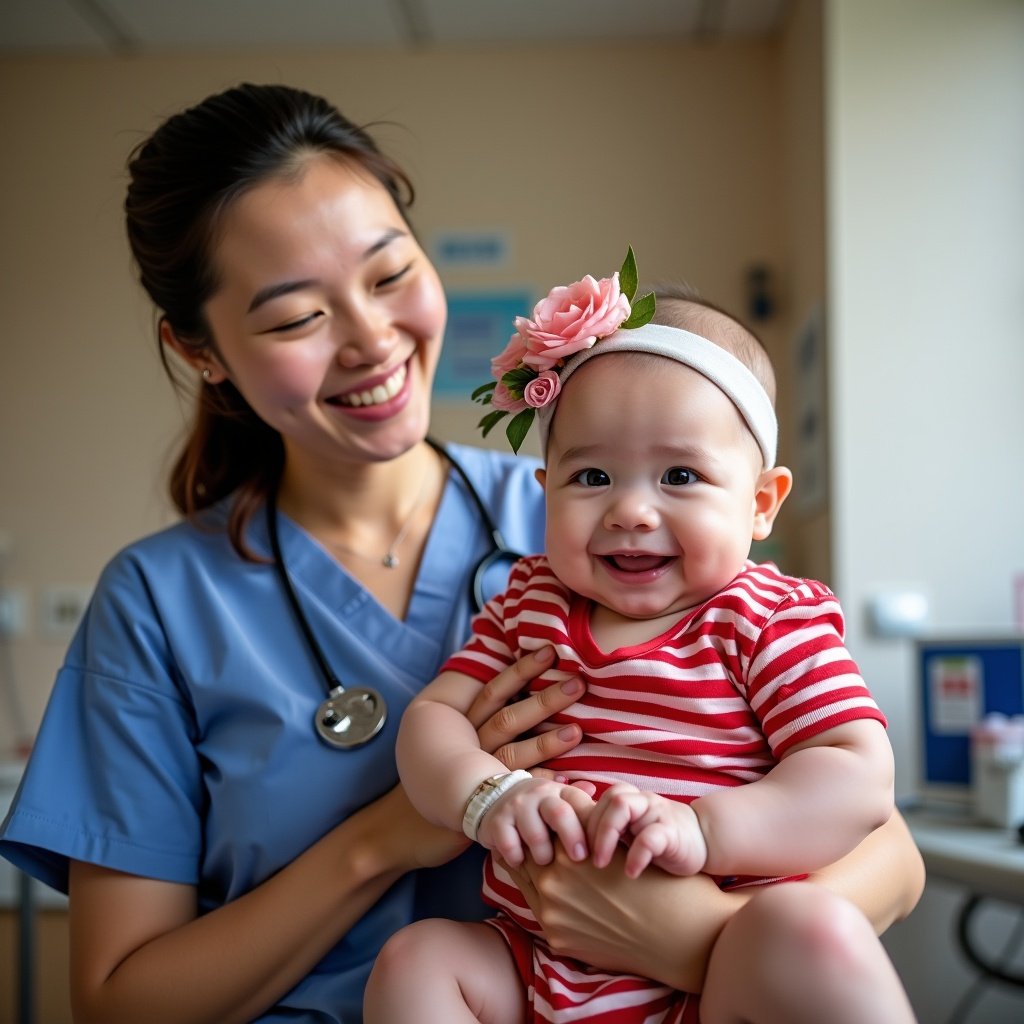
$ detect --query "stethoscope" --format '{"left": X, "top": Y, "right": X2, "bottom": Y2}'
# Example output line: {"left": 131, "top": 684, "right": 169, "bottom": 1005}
{"left": 266, "top": 436, "right": 525, "bottom": 749}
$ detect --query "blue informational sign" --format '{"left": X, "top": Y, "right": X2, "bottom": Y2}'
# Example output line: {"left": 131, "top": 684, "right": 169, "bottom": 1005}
{"left": 434, "top": 291, "right": 532, "bottom": 397}
{"left": 917, "top": 636, "right": 1024, "bottom": 790}
{"left": 432, "top": 232, "right": 510, "bottom": 269}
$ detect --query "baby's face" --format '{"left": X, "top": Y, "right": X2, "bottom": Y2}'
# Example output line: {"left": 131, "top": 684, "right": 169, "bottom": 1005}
{"left": 539, "top": 354, "right": 768, "bottom": 622}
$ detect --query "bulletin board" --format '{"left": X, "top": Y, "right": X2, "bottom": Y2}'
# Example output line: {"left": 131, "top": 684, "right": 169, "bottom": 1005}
{"left": 434, "top": 291, "right": 532, "bottom": 398}
{"left": 917, "top": 636, "right": 1024, "bottom": 793}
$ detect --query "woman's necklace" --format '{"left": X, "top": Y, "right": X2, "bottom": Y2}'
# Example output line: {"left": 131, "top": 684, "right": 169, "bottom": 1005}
{"left": 324, "top": 455, "right": 436, "bottom": 570}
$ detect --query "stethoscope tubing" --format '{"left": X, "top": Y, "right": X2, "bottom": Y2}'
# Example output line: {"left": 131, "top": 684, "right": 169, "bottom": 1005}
{"left": 267, "top": 437, "right": 524, "bottom": 748}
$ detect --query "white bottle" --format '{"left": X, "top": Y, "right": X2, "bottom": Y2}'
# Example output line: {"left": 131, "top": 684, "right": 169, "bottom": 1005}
{"left": 970, "top": 713, "right": 1024, "bottom": 828}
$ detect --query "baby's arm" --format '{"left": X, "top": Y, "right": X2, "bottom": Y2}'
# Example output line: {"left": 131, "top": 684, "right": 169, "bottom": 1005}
{"left": 398, "top": 672, "right": 590, "bottom": 867}
{"left": 589, "top": 719, "right": 895, "bottom": 879}
{"left": 693, "top": 718, "right": 894, "bottom": 876}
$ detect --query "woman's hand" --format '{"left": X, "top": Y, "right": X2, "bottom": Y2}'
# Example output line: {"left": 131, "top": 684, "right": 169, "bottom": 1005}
{"left": 504, "top": 845, "right": 744, "bottom": 993}
{"left": 385, "top": 646, "right": 585, "bottom": 871}
{"left": 505, "top": 810, "right": 925, "bottom": 994}
{"left": 465, "top": 646, "right": 585, "bottom": 771}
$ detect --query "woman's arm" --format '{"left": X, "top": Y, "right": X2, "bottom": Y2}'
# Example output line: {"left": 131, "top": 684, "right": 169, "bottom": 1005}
{"left": 509, "top": 809, "right": 924, "bottom": 995}
{"left": 69, "top": 649, "right": 585, "bottom": 1024}
{"left": 807, "top": 807, "right": 925, "bottom": 931}
{"left": 69, "top": 783, "right": 444, "bottom": 1024}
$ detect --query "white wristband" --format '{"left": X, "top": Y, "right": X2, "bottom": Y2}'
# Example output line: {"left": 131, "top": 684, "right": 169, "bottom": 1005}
{"left": 461, "top": 770, "right": 532, "bottom": 842}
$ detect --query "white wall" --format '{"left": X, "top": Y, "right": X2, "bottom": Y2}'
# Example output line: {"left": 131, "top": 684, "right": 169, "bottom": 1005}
{"left": 827, "top": 0, "right": 1024, "bottom": 795}
{"left": 826, "top": 1, "right": 1024, "bottom": 1019}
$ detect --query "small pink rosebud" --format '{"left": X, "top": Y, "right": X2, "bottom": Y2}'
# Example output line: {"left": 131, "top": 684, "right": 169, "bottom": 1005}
{"left": 523, "top": 369, "right": 562, "bottom": 408}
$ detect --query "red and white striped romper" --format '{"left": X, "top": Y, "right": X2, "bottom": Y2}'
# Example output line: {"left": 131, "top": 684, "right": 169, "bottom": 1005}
{"left": 442, "top": 555, "right": 887, "bottom": 1024}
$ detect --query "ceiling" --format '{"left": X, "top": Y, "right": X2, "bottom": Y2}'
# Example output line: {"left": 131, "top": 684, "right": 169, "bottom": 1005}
{"left": 1, "top": 0, "right": 791, "bottom": 56}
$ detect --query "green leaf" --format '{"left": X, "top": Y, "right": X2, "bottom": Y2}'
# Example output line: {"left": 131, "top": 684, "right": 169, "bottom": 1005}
{"left": 621, "top": 290, "right": 656, "bottom": 329}
{"left": 619, "top": 245, "right": 638, "bottom": 303}
{"left": 505, "top": 408, "right": 535, "bottom": 454}
{"left": 501, "top": 366, "right": 536, "bottom": 399}
{"left": 477, "top": 409, "right": 508, "bottom": 437}
{"left": 471, "top": 381, "right": 496, "bottom": 403}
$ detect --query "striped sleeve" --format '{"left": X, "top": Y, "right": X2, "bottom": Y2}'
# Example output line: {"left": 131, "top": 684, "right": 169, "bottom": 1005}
{"left": 440, "top": 555, "right": 540, "bottom": 683}
{"left": 740, "top": 576, "right": 886, "bottom": 756}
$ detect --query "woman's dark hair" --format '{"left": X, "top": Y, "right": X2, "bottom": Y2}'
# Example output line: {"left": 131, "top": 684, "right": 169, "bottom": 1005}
{"left": 124, "top": 83, "right": 415, "bottom": 557}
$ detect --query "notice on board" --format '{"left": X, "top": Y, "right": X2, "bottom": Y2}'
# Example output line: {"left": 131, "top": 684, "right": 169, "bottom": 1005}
{"left": 928, "top": 655, "right": 982, "bottom": 734}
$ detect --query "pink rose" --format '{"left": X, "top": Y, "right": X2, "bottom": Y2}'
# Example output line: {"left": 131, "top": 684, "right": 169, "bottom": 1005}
{"left": 523, "top": 369, "right": 561, "bottom": 408}
{"left": 518, "top": 273, "right": 631, "bottom": 372}
{"left": 490, "top": 331, "right": 528, "bottom": 382}
{"left": 490, "top": 380, "right": 528, "bottom": 414}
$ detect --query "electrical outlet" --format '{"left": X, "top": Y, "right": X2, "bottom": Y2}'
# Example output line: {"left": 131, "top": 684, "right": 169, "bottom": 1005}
{"left": 40, "top": 585, "right": 92, "bottom": 641}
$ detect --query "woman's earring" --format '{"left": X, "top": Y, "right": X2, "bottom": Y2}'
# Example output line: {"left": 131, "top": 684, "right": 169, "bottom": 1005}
{"left": 202, "top": 368, "right": 212, "bottom": 382}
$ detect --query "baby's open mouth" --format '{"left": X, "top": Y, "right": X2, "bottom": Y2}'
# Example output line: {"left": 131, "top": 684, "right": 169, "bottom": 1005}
{"left": 601, "top": 554, "right": 672, "bottom": 573}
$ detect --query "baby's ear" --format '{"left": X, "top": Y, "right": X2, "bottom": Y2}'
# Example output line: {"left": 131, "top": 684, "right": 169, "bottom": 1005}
{"left": 534, "top": 467, "right": 547, "bottom": 491}
{"left": 752, "top": 466, "right": 793, "bottom": 540}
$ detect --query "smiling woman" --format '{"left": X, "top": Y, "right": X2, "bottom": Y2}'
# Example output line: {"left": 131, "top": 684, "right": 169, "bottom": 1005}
{"left": 177, "top": 158, "right": 446, "bottom": 468}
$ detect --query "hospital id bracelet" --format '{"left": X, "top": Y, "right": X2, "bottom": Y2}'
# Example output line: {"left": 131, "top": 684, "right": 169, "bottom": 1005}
{"left": 462, "top": 769, "right": 532, "bottom": 842}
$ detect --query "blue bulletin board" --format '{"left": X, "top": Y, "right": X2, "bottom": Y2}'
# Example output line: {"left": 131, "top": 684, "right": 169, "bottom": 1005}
{"left": 434, "top": 292, "right": 532, "bottom": 398}
{"left": 917, "top": 636, "right": 1024, "bottom": 792}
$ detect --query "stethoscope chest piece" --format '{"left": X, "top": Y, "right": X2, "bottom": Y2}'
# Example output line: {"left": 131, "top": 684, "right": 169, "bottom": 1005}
{"left": 315, "top": 685, "right": 387, "bottom": 748}
{"left": 268, "top": 438, "right": 521, "bottom": 752}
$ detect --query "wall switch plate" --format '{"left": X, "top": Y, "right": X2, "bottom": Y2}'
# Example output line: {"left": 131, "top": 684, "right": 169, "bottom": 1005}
{"left": 40, "top": 584, "right": 92, "bottom": 641}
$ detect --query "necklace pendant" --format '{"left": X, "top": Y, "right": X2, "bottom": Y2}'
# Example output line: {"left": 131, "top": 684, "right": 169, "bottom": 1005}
{"left": 382, "top": 552, "right": 399, "bottom": 569}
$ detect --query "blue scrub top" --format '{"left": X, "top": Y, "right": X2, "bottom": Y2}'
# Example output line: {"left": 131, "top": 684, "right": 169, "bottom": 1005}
{"left": 0, "top": 442, "right": 544, "bottom": 1022}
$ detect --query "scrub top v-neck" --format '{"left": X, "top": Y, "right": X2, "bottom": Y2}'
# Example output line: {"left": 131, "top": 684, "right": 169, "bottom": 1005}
{"left": 0, "top": 442, "right": 544, "bottom": 1023}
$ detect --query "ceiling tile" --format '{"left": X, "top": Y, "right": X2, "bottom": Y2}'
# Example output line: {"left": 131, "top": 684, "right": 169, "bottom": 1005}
{"left": 1, "top": 0, "right": 111, "bottom": 51}
{"left": 0, "top": 0, "right": 789, "bottom": 55}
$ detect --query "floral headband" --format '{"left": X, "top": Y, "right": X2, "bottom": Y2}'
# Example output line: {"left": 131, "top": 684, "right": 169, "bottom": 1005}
{"left": 472, "top": 248, "right": 777, "bottom": 468}
{"left": 472, "top": 247, "right": 655, "bottom": 453}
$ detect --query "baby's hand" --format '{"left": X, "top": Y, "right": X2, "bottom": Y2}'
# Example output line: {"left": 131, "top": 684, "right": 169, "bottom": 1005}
{"left": 476, "top": 777, "right": 589, "bottom": 868}
{"left": 587, "top": 783, "right": 708, "bottom": 878}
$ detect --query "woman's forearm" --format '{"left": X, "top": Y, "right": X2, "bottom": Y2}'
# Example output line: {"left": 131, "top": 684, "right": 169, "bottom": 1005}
{"left": 70, "top": 785, "right": 451, "bottom": 1024}
{"left": 805, "top": 809, "right": 925, "bottom": 933}
{"left": 514, "top": 809, "right": 924, "bottom": 994}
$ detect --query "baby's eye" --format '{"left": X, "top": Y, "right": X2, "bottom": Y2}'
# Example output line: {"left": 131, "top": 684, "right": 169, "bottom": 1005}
{"left": 572, "top": 468, "right": 610, "bottom": 488}
{"left": 663, "top": 467, "right": 698, "bottom": 486}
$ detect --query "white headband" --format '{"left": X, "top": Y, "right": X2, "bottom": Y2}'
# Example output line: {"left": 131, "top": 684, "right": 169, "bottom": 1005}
{"left": 534, "top": 322, "right": 777, "bottom": 468}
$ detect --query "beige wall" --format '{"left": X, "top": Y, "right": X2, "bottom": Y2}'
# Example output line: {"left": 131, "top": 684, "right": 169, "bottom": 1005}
{"left": 0, "top": 40, "right": 804, "bottom": 750}
{"left": 779, "top": 0, "right": 830, "bottom": 584}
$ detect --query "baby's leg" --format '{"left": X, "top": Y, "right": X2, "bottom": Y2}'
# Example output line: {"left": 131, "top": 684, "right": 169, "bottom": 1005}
{"left": 699, "top": 883, "right": 916, "bottom": 1024}
{"left": 364, "top": 918, "right": 527, "bottom": 1024}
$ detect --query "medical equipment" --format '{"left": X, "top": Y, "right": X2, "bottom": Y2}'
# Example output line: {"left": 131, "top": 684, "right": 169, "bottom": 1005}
{"left": 267, "top": 437, "right": 526, "bottom": 749}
